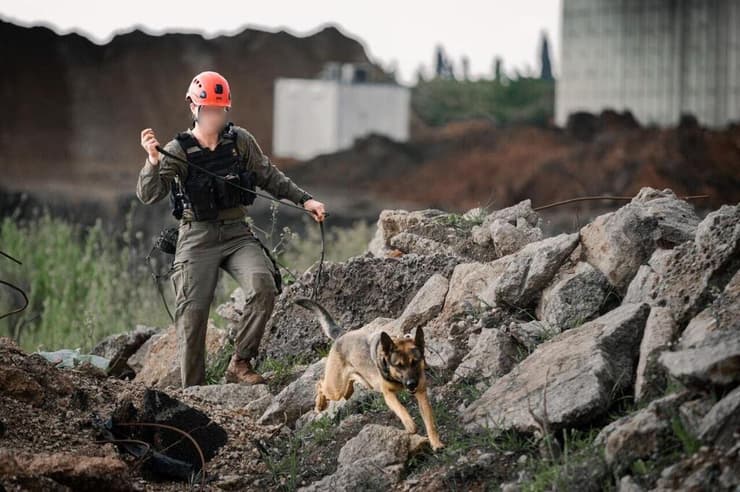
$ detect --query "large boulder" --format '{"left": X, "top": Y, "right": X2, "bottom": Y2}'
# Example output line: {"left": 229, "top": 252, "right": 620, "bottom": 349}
{"left": 580, "top": 187, "right": 700, "bottom": 293}
{"left": 258, "top": 358, "right": 326, "bottom": 427}
{"left": 183, "top": 383, "right": 273, "bottom": 417}
{"left": 367, "top": 208, "right": 497, "bottom": 261}
{"left": 634, "top": 307, "right": 680, "bottom": 403}
{"left": 657, "top": 267, "right": 740, "bottom": 389}
{"left": 658, "top": 329, "right": 740, "bottom": 388}
{"left": 594, "top": 391, "right": 694, "bottom": 474}
{"left": 131, "top": 321, "right": 227, "bottom": 388}
{"left": 470, "top": 199, "right": 543, "bottom": 253}
{"left": 652, "top": 443, "right": 740, "bottom": 491}
{"left": 488, "top": 218, "right": 544, "bottom": 257}
{"left": 679, "top": 269, "right": 740, "bottom": 349}
{"left": 623, "top": 203, "right": 740, "bottom": 325}
{"left": 415, "top": 315, "right": 464, "bottom": 370}
{"left": 503, "top": 319, "right": 557, "bottom": 352}
{"left": 91, "top": 324, "right": 159, "bottom": 377}
{"left": 394, "top": 273, "right": 449, "bottom": 333}
{"left": 491, "top": 232, "right": 580, "bottom": 308}
{"left": 462, "top": 303, "right": 650, "bottom": 434}
{"left": 536, "top": 261, "right": 611, "bottom": 332}
{"left": 442, "top": 261, "right": 509, "bottom": 313}
{"left": 452, "top": 327, "right": 518, "bottom": 384}
{"left": 253, "top": 252, "right": 460, "bottom": 364}
{"left": 298, "top": 424, "right": 428, "bottom": 491}
{"left": 697, "top": 385, "right": 740, "bottom": 449}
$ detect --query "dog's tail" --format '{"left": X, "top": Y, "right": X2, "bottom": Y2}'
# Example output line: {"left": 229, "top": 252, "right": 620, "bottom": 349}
{"left": 293, "top": 297, "right": 342, "bottom": 340}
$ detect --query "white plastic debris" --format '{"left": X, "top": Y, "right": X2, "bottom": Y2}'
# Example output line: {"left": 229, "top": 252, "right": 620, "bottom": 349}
{"left": 35, "top": 348, "right": 110, "bottom": 371}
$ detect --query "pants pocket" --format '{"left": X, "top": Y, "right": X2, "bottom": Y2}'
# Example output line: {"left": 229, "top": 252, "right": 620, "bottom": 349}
{"left": 171, "top": 258, "right": 190, "bottom": 305}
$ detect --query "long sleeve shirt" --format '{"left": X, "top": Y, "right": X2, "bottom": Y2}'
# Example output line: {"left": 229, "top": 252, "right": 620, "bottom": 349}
{"left": 136, "top": 125, "right": 311, "bottom": 220}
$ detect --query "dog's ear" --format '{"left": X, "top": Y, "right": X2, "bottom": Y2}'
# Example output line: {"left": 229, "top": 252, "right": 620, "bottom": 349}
{"left": 380, "top": 331, "right": 394, "bottom": 355}
{"left": 414, "top": 326, "right": 425, "bottom": 350}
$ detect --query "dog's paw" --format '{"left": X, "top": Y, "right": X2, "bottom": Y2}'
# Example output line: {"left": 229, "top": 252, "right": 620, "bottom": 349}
{"left": 430, "top": 440, "right": 445, "bottom": 451}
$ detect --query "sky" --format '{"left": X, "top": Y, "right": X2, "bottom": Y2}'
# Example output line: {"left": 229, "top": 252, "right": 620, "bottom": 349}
{"left": 0, "top": 0, "right": 561, "bottom": 86}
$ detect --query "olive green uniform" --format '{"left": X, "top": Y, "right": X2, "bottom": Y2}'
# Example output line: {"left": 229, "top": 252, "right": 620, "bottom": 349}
{"left": 136, "top": 126, "right": 311, "bottom": 387}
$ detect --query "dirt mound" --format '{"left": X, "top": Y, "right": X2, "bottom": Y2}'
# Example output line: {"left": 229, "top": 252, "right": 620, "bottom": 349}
{"left": 287, "top": 113, "right": 740, "bottom": 213}
{"left": 0, "top": 337, "right": 273, "bottom": 490}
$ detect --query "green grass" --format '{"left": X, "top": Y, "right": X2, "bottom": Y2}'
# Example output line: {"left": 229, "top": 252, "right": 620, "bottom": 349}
{"left": 433, "top": 210, "right": 487, "bottom": 231}
{"left": 405, "top": 379, "right": 538, "bottom": 476}
{"left": 271, "top": 214, "right": 374, "bottom": 277}
{"left": 205, "top": 338, "right": 235, "bottom": 385}
{"left": 520, "top": 428, "right": 603, "bottom": 492}
{"left": 670, "top": 415, "right": 701, "bottom": 456}
{"left": 256, "top": 354, "right": 318, "bottom": 392}
{"left": 258, "top": 405, "right": 355, "bottom": 491}
{"left": 0, "top": 203, "right": 173, "bottom": 352}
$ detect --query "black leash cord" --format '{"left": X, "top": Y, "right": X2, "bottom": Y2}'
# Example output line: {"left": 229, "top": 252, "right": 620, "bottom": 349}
{"left": 312, "top": 221, "right": 325, "bottom": 300}
{"left": 155, "top": 145, "right": 325, "bottom": 216}
{"left": 0, "top": 279, "right": 29, "bottom": 321}
{"left": 0, "top": 249, "right": 29, "bottom": 321}
{"left": 153, "top": 144, "right": 328, "bottom": 301}
{"left": 145, "top": 245, "right": 175, "bottom": 323}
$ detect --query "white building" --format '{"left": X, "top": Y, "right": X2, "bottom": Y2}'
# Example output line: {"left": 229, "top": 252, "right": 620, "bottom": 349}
{"left": 273, "top": 62, "right": 410, "bottom": 159}
{"left": 556, "top": 0, "right": 740, "bottom": 128}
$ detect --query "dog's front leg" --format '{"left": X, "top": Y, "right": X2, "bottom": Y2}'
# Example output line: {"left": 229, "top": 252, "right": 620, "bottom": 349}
{"left": 415, "top": 390, "right": 444, "bottom": 450}
{"left": 315, "top": 379, "right": 328, "bottom": 412}
{"left": 381, "top": 388, "right": 417, "bottom": 434}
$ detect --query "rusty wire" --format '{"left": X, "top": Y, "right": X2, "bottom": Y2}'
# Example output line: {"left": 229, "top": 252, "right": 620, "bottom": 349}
{"left": 532, "top": 193, "right": 710, "bottom": 211}
{"left": 94, "top": 438, "right": 154, "bottom": 472}
{"left": 115, "top": 421, "right": 207, "bottom": 490}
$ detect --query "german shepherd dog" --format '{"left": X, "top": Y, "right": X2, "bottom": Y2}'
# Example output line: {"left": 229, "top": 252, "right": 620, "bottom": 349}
{"left": 294, "top": 297, "right": 444, "bottom": 450}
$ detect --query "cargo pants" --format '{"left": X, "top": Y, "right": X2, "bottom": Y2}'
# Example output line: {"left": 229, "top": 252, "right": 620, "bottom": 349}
{"left": 171, "top": 217, "right": 279, "bottom": 387}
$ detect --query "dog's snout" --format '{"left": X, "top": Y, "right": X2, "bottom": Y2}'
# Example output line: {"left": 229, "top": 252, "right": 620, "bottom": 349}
{"left": 405, "top": 379, "right": 418, "bottom": 391}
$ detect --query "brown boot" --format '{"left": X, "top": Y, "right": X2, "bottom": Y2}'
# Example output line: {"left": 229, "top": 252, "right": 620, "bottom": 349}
{"left": 225, "top": 354, "right": 266, "bottom": 385}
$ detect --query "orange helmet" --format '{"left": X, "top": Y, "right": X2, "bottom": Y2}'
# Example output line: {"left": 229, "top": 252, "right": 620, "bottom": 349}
{"left": 185, "top": 71, "right": 231, "bottom": 108}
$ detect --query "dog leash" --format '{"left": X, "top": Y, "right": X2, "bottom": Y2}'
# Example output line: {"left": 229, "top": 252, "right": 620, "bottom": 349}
{"left": 0, "top": 249, "right": 29, "bottom": 321}
{"left": 154, "top": 144, "right": 328, "bottom": 302}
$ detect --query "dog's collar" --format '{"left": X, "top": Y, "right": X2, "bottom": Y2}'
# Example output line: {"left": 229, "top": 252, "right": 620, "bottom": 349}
{"left": 370, "top": 332, "right": 403, "bottom": 386}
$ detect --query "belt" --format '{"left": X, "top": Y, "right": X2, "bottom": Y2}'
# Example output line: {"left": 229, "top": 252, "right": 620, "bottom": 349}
{"left": 181, "top": 217, "right": 246, "bottom": 225}
{"left": 180, "top": 207, "right": 247, "bottom": 225}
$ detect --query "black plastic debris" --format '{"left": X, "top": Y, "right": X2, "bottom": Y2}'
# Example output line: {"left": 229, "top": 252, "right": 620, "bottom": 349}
{"left": 93, "top": 415, "right": 197, "bottom": 482}
{"left": 92, "top": 388, "right": 228, "bottom": 483}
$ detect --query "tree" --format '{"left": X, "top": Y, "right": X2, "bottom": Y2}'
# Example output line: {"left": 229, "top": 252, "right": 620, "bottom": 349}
{"left": 434, "top": 45, "right": 455, "bottom": 80}
{"left": 493, "top": 56, "right": 503, "bottom": 82}
{"left": 540, "top": 31, "right": 553, "bottom": 81}
{"left": 462, "top": 55, "right": 470, "bottom": 81}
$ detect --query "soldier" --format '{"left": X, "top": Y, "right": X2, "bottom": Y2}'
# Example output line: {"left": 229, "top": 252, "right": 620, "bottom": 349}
{"left": 137, "top": 70, "right": 325, "bottom": 387}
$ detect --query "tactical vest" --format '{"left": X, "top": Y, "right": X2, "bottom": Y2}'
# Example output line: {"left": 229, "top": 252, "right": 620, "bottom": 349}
{"left": 169, "top": 122, "right": 257, "bottom": 221}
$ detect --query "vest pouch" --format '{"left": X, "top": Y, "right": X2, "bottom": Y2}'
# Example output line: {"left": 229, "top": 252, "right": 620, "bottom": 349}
{"left": 169, "top": 187, "right": 184, "bottom": 220}
{"left": 188, "top": 175, "right": 219, "bottom": 220}
{"left": 238, "top": 170, "right": 257, "bottom": 206}
{"left": 214, "top": 173, "right": 243, "bottom": 209}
